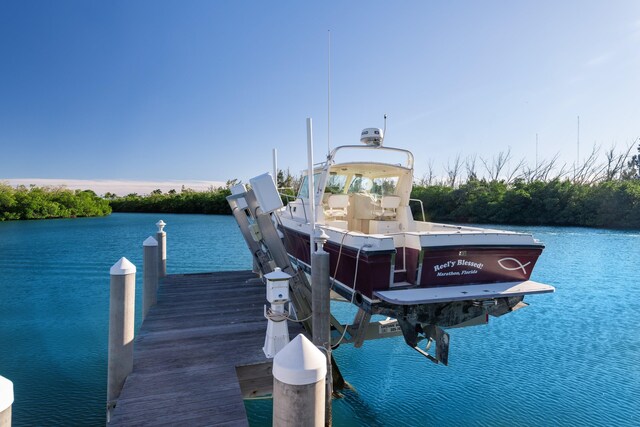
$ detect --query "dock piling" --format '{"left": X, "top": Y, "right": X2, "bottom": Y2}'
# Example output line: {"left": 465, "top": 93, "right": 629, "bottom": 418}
{"left": 142, "top": 236, "right": 158, "bottom": 320}
{"left": 107, "top": 257, "right": 136, "bottom": 422}
{"left": 312, "top": 230, "right": 333, "bottom": 425}
{"left": 273, "top": 334, "right": 326, "bottom": 427}
{"left": 0, "top": 375, "right": 13, "bottom": 427}
{"left": 156, "top": 220, "right": 166, "bottom": 278}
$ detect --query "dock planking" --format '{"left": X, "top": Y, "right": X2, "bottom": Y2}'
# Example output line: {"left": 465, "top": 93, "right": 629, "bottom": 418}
{"left": 109, "top": 270, "right": 304, "bottom": 426}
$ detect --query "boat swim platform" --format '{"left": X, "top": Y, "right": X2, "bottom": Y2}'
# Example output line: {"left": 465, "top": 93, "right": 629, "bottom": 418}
{"left": 109, "top": 270, "right": 304, "bottom": 426}
{"left": 375, "top": 280, "right": 555, "bottom": 305}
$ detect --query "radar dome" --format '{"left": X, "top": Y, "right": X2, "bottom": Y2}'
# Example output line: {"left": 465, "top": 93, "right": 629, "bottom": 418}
{"left": 360, "top": 128, "right": 383, "bottom": 146}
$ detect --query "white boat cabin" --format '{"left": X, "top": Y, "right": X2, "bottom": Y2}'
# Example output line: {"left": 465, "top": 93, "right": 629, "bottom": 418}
{"left": 303, "top": 161, "right": 413, "bottom": 235}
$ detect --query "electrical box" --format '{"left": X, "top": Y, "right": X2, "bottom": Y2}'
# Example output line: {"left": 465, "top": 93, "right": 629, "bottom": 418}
{"left": 265, "top": 268, "right": 290, "bottom": 303}
{"left": 249, "top": 172, "right": 283, "bottom": 214}
{"left": 249, "top": 223, "right": 262, "bottom": 242}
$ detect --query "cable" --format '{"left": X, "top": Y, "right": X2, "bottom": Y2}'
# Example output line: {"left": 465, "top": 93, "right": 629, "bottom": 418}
{"left": 265, "top": 306, "right": 313, "bottom": 323}
{"left": 331, "top": 243, "right": 370, "bottom": 349}
{"left": 330, "top": 228, "right": 351, "bottom": 291}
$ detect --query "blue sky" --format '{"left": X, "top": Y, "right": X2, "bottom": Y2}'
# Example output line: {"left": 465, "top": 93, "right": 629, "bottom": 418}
{"left": 1, "top": 1, "right": 639, "bottom": 185}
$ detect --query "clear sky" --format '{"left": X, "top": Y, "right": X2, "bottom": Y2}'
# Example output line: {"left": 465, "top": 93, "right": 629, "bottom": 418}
{"left": 1, "top": 1, "right": 639, "bottom": 185}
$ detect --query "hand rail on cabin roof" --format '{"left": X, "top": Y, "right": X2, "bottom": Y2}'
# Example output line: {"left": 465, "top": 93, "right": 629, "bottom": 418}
{"left": 327, "top": 145, "right": 414, "bottom": 169}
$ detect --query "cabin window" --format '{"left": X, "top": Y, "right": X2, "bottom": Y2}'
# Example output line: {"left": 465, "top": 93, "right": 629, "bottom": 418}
{"left": 347, "top": 175, "right": 373, "bottom": 193}
{"left": 325, "top": 173, "right": 348, "bottom": 194}
{"left": 297, "top": 173, "right": 321, "bottom": 199}
{"left": 371, "top": 177, "right": 398, "bottom": 196}
{"left": 348, "top": 175, "right": 398, "bottom": 197}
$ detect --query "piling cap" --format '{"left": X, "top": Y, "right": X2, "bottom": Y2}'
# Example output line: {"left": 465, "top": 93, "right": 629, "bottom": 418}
{"left": 265, "top": 267, "right": 291, "bottom": 282}
{"left": 314, "top": 227, "right": 329, "bottom": 243}
{"left": 143, "top": 236, "right": 158, "bottom": 247}
{"left": 273, "top": 334, "right": 327, "bottom": 385}
{"left": 156, "top": 220, "right": 166, "bottom": 232}
{"left": 0, "top": 375, "right": 13, "bottom": 411}
{"left": 110, "top": 257, "right": 137, "bottom": 275}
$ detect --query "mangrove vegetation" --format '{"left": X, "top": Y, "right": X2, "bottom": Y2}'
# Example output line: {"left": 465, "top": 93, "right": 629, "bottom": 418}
{"left": 107, "top": 186, "right": 232, "bottom": 215}
{"left": 0, "top": 183, "right": 111, "bottom": 220}
{"left": 3, "top": 141, "right": 639, "bottom": 229}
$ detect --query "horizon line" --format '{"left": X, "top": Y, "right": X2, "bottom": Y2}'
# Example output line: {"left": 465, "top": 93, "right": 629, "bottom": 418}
{"left": 1, "top": 178, "right": 228, "bottom": 196}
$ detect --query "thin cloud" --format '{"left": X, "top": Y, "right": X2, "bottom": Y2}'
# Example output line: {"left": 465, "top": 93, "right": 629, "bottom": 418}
{"left": 630, "top": 18, "right": 640, "bottom": 40}
{"left": 585, "top": 52, "right": 613, "bottom": 67}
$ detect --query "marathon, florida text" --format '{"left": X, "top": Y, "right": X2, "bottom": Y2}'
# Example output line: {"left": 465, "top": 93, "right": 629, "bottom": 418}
{"left": 433, "top": 259, "right": 484, "bottom": 277}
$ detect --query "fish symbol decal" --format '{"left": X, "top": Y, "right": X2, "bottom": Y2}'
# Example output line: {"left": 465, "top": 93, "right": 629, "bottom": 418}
{"left": 498, "top": 257, "right": 531, "bottom": 274}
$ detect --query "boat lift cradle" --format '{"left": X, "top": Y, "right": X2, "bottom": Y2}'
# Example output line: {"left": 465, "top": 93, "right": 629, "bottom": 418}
{"left": 226, "top": 189, "right": 405, "bottom": 348}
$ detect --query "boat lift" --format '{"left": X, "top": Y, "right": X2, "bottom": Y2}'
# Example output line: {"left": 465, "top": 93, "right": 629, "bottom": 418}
{"left": 227, "top": 186, "right": 408, "bottom": 349}
{"left": 226, "top": 183, "right": 554, "bottom": 367}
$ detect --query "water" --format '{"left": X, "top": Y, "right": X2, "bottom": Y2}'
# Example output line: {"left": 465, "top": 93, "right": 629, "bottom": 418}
{"left": 0, "top": 213, "right": 251, "bottom": 426}
{"left": 1, "top": 215, "right": 639, "bottom": 426}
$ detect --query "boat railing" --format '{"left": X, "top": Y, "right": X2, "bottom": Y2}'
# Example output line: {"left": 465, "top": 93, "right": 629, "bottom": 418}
{"left": 279, "top": 192, "right": 297, "bottom": 202}
{"left": 328, "top": 145, "right": 414, "bottom": 169}
{"left": 409, "top": 198, "right": 426, "bottom": 222}
{"left": 280, "top": 193, "right": 308, "bottom": 222}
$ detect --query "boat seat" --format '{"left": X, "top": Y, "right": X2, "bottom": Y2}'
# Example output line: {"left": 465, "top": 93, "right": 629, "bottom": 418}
{"left": 325, "top": 194, "right": 349, "bottom": 219}
{"left": 374, "top": 195, "right": 400, "bottom": 220}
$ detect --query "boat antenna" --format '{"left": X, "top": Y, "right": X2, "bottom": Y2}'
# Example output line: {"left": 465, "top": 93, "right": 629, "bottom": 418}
{"left": 382, "top": 114, "right": 387, "bottom": 145}
{"left": 327, "top": 30, "right": 331, "bottom": 157}
{"left": 535, "top": 133, "right": 538, "bottom": 172}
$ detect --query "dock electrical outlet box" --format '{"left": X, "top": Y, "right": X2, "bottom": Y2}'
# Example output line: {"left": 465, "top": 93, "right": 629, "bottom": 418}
{"left": 265, "top": 268, "right": 290, "bottom": 303}
{"left": 249, "top": 172, "right": 283, "bottom": 214}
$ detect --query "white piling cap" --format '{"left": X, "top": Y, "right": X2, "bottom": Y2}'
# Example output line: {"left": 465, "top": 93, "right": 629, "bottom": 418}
{"left": 264, "top": 267, "right": 291, "bottom": 282}
{"left": 156, "top": 220, "right": 166, "bottom": 232}
{"left": 110, "top": 257, "right": 137, "bottom": 275}
{"left": 273, "top": 334, "right": 327, "bottom": 385}
{"left": 143, "top": 236, "right": 158, "bottom": 247}
{"left": 0, "top": 375, "right": 13, "bottom": 412}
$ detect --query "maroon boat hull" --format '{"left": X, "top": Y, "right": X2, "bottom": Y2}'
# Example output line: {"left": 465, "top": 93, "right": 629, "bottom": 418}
{"left": 405, "top": 247, "right": 543, "bottom": 287}
{"left": 280, "top": 226, "right": 394, "bottom": 298}
{"left": 280, "top": 226, "right": 543, "bottom": 299}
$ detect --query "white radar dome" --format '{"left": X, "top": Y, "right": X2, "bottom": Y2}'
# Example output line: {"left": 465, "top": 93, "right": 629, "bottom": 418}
{"left": 360, "top": 128, "right": 383, "bottom": 146}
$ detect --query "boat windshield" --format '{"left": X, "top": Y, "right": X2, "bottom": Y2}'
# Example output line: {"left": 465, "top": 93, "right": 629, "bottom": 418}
{"left": 347, "top": 175, "right": 399, "bottom": 197}
{"left": 297, "top": 173, "right": 321, "bottom": 199}
{"left": 325, "top": 162, "right": 408, "bottom": 200}
{"left": 325, "top": 173, "right": 348, "bottom": 194}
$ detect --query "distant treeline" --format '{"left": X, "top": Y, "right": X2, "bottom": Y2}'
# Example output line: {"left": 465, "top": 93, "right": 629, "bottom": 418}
{"left": 411, "top": 139, "right": 640, "bottom": 229}
{"left": 411, "top": 179, "right": 640, "bottom": 229}
{"left": 107, "top": 188, "right": 232, "bottom": 214}
{"left": 0, "top": 184, "right": 111, "bottom": 221}
{"left": 105, "top": 178, "right": 640, "bottom": 229}
{"left": 4, "top": 143, "right": 639, "bottom": 228}
{"left": 3, "top": 179, "right": 639, "bottom": 229}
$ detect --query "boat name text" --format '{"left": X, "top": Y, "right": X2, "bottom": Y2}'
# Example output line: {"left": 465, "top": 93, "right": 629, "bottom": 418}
{"left": 433, "top": 259, "right": 484, "bottom": 272}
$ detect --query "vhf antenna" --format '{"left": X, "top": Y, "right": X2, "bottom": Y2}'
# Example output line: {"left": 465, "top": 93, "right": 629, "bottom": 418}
{"left": 327, "top": 30, "right": 331, "bottom": 157}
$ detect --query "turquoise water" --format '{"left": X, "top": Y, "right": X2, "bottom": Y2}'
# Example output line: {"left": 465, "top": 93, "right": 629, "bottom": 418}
{"left": 0, "top": 213, "right": 251, "bottom": 426}
{"left": 1, "top": 214, "right": 639, "bottom": 426}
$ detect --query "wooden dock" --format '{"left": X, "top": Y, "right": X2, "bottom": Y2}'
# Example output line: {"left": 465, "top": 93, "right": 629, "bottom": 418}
{"left": 109, "top": 270, "right": 304, "bottom": 426}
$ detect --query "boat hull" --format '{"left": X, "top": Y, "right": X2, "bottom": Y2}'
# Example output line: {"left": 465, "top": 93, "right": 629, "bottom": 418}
{"left": 280, "top": 225, "right": 543, "bottom": 300}
{"left": 280, "top": 226, "right": 395, "bottom": 298}
{"left": 405, "top": 246, "right": 543, "bottom": 287}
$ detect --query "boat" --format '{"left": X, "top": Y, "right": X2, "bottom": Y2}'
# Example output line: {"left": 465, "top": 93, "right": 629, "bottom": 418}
{"left": 228, "top": 125, "right": 554, "bottom": 365}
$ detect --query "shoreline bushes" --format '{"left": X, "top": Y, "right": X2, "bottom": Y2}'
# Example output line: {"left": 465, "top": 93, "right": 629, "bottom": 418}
{"left": 0, "top": 184, "right": 112, "bottom": 221}
{"left": 107, "top": 179, "right": 640, "bottom": 230}
{"left": 4, "top": 178, "right": 639, "bottom": 229}
{"left": 411, "top": 178, "right": 640, "bottom": 229}
{"left": 108, "top": 188, "right": 232, "bottom": 215}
